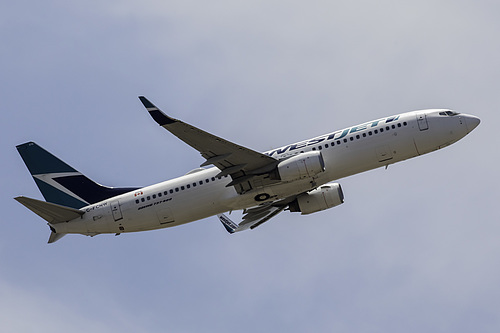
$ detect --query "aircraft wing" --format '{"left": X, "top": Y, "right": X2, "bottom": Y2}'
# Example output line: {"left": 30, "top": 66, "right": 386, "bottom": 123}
{"left": 218, "top": 203, "right": 287, "bottom": 233}
{"left": 217, "top": 196, "right": 296, "bottom": 233}
{"left": 140, "top": 96, "right": 280, "bottom": 193}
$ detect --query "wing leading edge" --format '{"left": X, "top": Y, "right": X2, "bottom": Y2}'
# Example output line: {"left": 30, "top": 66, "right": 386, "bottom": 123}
{"left": 139, "top": 96, "right": 280, "bottom": 193}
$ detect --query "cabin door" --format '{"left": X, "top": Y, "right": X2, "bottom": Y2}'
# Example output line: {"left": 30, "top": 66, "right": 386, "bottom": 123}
{"left": 417, "top": 114, "right": 429, "bottom": 131}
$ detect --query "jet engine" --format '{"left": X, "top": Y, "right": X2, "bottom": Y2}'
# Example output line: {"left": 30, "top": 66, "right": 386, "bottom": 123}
{"left": 289, "top": 183, "right": 344, "bottom": 215}
{"left": 275, "top": 151, "right": 325, "bottom": 182}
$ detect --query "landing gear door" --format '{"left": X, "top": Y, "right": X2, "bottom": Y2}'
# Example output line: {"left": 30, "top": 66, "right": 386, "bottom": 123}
{"left": 417, "top": 113, "right": 429, "bottom": 131}
{"left": 111, "top": 201, "right": 123, "bottom": 221}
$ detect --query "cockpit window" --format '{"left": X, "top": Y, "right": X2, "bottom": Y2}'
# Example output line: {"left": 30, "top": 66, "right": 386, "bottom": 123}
{"left": 439, "top": 111, "right": 460, "bottom": 116}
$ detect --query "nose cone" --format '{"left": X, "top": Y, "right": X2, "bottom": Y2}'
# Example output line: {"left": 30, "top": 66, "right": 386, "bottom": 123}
{"left": 465, "top": 115, "right": 481, "bottom": 132}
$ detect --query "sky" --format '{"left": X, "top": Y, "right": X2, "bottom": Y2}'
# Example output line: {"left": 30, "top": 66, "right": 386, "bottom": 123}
{"left": 1, "top": 0, "right": 499, "bottom": 332}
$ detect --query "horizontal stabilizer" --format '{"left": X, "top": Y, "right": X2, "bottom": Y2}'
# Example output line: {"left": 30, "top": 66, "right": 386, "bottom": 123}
{"left": 14, "top": 196, "right": 83, "bottom": 224}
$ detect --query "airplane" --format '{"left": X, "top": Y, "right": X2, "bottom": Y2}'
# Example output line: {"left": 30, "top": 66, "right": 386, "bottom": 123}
{"left": 14, "top": 97, "right": 480, "bottom": 243}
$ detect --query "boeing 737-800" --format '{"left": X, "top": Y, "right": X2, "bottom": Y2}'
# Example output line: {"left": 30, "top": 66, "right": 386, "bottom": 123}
{"left": 15, "top": 97, "right": 480, "bottom": 243}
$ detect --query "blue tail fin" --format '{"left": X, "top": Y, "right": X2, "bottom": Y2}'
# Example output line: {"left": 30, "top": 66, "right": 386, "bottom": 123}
{"left": 16, "top": 142, "right": 139, "bottom": 209}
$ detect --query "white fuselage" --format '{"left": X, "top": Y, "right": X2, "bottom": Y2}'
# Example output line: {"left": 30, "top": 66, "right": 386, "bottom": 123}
{"left": 52, "top": 110, "right": 478, "bottom": 236}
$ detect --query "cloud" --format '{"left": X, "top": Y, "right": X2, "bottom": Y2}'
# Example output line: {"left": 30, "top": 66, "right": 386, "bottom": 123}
{"left": 0, "top": 279, "right": 133, "bottom": 333}
{"left": 1, "top": 1, "right": 498, "bottom": 332}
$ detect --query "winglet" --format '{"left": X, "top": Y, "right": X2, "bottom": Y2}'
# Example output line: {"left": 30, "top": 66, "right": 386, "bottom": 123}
{"left": 217, "top": 213, "right": 240, "bottom": 234}
{"left": 138, "top": 96, "right": 176, "bottom": 126}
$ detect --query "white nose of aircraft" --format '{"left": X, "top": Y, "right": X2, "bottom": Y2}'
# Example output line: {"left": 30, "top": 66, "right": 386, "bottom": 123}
{"left": 464, "top": 115, "right": 481, "bottom": 132}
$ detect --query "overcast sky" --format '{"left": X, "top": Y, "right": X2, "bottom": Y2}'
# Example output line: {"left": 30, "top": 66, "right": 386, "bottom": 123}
{"left": 1, "top": 1, "right": 498, "bottom": 332}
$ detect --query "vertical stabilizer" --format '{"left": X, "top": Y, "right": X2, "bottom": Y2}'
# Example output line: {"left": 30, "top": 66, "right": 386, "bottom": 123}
{"left": 16, "top": 142, "right": 139, "bottom": 209}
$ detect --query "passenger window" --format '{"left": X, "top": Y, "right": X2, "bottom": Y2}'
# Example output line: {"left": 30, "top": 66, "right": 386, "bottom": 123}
{"left": 362, "top": 133, "right": 366, "bottom": 137}
{"left": 147, "top": 196, "right": 151, "bottom": 200}
{"left": 386, "top": 126, "right": 390, "bottom": 131}
{"left": 170, "top": 189, "right": 173, "bottom": 194}
{"left": 403, "top": 122, "right": 408, "bottom": 126}
{"left": 356, "top": 135, "right": 360, "bottom": 139}
{"left": 152, "top": 194, "right": 156, "bottom": 199}
{"left": 380, "top": 128, "right": 384, "bottom": 133}
{"left": 397, "top": 123, "right": 401, "bottom": 127}
{"left": 141, "top": 198, "right": 145, "bottom": 202}
{"left": 325, "top": 144, "right": 329, "bottom": 148}
{"left": 343, "top": 138, "right": 348, "bottom": 143}
{"left": 391, "top": 125, "right": 396, "bottom": 129}
{"left": 193, "top": 183, "right": 196, "bottom": 187}
{"left": 187, "top": 184, "right": 190, "bottom": 189}
{"left": 318, "top": 146, "right": 322, "bottom": 150}
{"left": 164, "top": 191, "right": 168, "bottom": 195}
{"left": 368, "top": 131, "right": 372, "bottom": 136}
{"left": 211, "top": 177, "right": 215, "bottom": 181}
{"left": 135, "top": 199, "right": 139, "bottom": 204}
{"left": 337, "top": 140, "right": 341, "bottom": 145}
{"left": 158, "top": 193, "right": 162, "bottom": 197}
{"left": 181, "top": 186, "right": 185, "bottom": 190}
{"left": 374, "top": 130, "right": 378, "bottom": 134}
{"left": 175, "top": 188, "right": 179, "bottom": 192}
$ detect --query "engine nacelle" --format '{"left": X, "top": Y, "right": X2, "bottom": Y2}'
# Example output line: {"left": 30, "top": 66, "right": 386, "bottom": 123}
{"left": 276, "top": 151, "right": 325, "bottom": 182}
{"left": 289, "top": 183, "right": 344, "bottom": 215}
